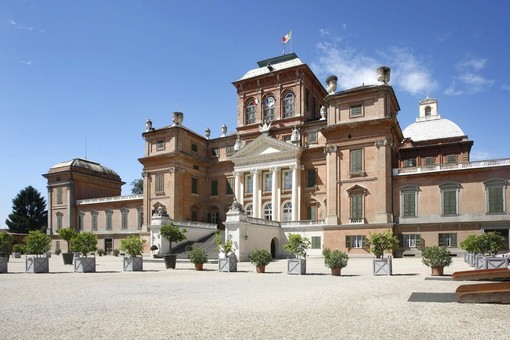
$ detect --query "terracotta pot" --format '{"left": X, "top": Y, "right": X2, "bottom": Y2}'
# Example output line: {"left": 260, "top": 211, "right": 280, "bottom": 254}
{"left": 331, "top": 267, "right": 341, "bottom": 276}
{"left": 431, "top": 266, "right": 444, "bottom": 276}
{"left": 256, "top": 265, "right": 266, "bottom": 273}
{"left": 194, "top": 263, "right": 204, "bottom": 271}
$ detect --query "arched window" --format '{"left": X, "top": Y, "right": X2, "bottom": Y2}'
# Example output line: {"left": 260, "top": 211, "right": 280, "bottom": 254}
{"left": 245, "top": 100, "right": 256, "bottom": 124}
{"left": 245, "top": 203, "right": 253, "bottom": 216}
{"left": 263, "top": 203, "right": 272, "bottom": 220}
{"left": 263, "top": 96, "right": 275, "bottom": 122}
{"left": 425, "top": 106, "right": 432, "bottom": 117}
{"left": 283, "top": 92, "right": 295, "bottom": 118}
{"left": 282, "top": 201, "right": 292, "bottom": 221}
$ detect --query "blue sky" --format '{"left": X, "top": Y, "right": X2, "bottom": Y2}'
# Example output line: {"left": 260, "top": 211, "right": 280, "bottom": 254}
{"left": 1, "top": 0, "right": 509, "bottom": 228}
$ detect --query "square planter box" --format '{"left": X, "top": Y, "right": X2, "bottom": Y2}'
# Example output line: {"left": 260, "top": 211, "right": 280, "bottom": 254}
{"left": 218, "top": 255, "right": 237, "bottom": 272}
{"left": 123, "top": 256, "right": 143, "bottom": 272}
{"left": 13, "top": 252, "right": 21, "bottom": 259}
{"left": 287, "top": 258, "right": 306, "bottom": 275}
{"left": 74, "top": 257, "right": 96, "bottom": 273}
{"left": 484, "top": 256, "right": 508, "bottom": 269}
{"left": 475, "top": 255, "right": 485, "bottom": 269}
{"left": 25, "top": 257, "right": 49, "bottom": 273}
{"left": 373, "top": 256, "right": 392, "bottom": 276}
{"left": 0, "top": 257, "right": 7, "bottom": 273}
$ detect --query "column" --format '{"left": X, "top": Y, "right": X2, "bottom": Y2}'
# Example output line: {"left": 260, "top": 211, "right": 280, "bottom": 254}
{"left": 325, "top": 145, "right": 339, "bottom": 224}
{"left": 67, "top": 184, "right": 73, "bottom": 229}
{"left": 291, "top": 165, "right": 299, "bottom": 221}
{"left": 234, "top": 171, "right": 243, "bottom": 206}
{"left": 47, "top": 187, "right": 52, "bottom": 235}
{"left": 251, "top": 169, "right": 260, "bottom": 218}
{"left": 271, "top": 167, "right": 279, "bottom": 221}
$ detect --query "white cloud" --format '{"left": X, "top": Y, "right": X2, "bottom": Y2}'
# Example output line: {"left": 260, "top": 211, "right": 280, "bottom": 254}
{"left": 19, "top": 60, "right": 33, "bottom": 66}
{"left": 470, "top": 150, "right": 495, "bottom": 161}
{"left": 446, "top": 56, "right": 494, "bottom": 95}
{"left": 312, "top": 35, "right": 437, "bottom": 96}
{"left": 10, "top": 19, "right": 34, "bottom": 31}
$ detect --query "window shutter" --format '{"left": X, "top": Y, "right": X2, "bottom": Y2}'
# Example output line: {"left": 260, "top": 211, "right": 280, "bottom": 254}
{"left": 438, "top": 234, "right": 444, "bottom": 247}
{"left": 346, "top": 236, "right": 351, "bottom": 248}
{"left": 361, "top": 235, "right": 366, "bottom": 248}
{"left": 416, "top": 234, "right": 422, "bottom": 247}
{"left": 451, "top": 233, "right": 457, "bottom": 247}
{"left": 398, "top": 234, "right": 404, "bottom": 247}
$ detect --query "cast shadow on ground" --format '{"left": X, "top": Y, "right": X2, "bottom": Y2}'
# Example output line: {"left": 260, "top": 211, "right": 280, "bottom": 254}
{"left": 407, "top": 292, "right": 457, "bottom": 303}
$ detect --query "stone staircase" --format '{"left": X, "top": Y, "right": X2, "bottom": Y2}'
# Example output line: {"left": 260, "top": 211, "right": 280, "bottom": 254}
{"left": 173, "top": 231, "right": 221, "bottom": 260}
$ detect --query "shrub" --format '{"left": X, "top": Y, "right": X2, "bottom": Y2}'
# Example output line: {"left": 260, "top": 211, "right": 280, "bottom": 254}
{"left": 112, "top": 249, "right": 120, "bottom": 257}
{"left": 187, "top": 247, "right": 208, "bottom": 264}
{"left": 215, "top": 231, "right": 235, "bottom": 257}
{"left": 57, "top": 228, "right": 78, "bottom": 253}
{"left": 97, "top": 248, "right": 105, "bottom": 256}
{"left": 477, "top": 232, "right": 505, "bottom": 256}
{"left": 322, "top": 248, "right": 349, "bottom": 269}
{"left": 119, "top": 235, "right": 147, "bottom": 257}
{"left": 12, "top": 243, "right": 24, "bottom": 254}
{"left": 460, "top": 235, "right": 480, "bottom": 254}
{"left": 283, "top": 234, "right": 310, "bottom": 259}
{"left": 23, "top": 230, "right": 52, "bottom": 255}
{"left": 54, "top": 248, "right": 62, "bottom": 255}
{"left": 421, "top": 246, "right": 452, "bottom": 268}
{"left": 367, "top": 230, "right": 399, "bottom": 258}
{"left": 71, "top": 232, "right": 98, "bottom": 256}
{"left": 249, "top": 249, "right": 272, "bottom": 266}
{"left": 0, "top": 232, "right": 15, "bottom": 252}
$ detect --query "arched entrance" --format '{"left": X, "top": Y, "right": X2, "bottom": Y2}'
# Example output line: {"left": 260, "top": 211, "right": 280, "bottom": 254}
{"left": 270, "top": 237, "right": 279, "bottom": 258}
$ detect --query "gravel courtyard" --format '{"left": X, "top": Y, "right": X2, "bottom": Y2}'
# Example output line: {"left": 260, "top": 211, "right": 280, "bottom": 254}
{"left": 1, "top": 255, "right": 508, "bottom": 339}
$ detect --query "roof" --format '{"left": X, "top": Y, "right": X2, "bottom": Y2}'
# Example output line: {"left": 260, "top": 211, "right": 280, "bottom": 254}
{"left": 49, "top": 158, "right": 119, "bottom": 176}
{"left": 402, "top": 117, "right": 465, "bottom": 142}
{"left": 238, "top": 53, "right": 304, "bottom": 81}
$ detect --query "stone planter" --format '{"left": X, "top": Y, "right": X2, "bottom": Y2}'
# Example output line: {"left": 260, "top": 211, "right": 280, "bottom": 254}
{"left": 287, "top": 258, "right": 306, "bottom": 275}
{"left": 475, "top": 255, "right": 486, "bottom": 269}
{"left": 62, "top": 253, "right": 74, "bottom": 265}
{"left": 431, "top": 266, "right": 445, "bottom": 276}
{"left": 163, "top": 254, "right": 177, "bottom": 269}
{"left": 74, "top": 256, "right": 96, "bottom": 273}
{"left": 25, "top": 256, "right": 49, "bottom": 273}
{"left": 331, "top": 267, "right": 342, "bottom": 276}
{"left": 219, "top": 254, "right": 237, "bottom": 272}
{"left": 0, "top": 257, "right": 7, "bottom": 273}
{"left": 484, "top": 256, "right": 508, "bottom": 269}
{"left": 13, "top": 252, "right": 21, "bottom": 259}
{"left": 123, "top": 256, "right": 143, "bottom": 272}
{"left": 372, "top": 256, "right": 392, "bottom": 276}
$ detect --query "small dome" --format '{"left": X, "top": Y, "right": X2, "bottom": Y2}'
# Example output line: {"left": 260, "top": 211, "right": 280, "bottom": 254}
{"left": 50, "top": 158, "right": 119, "bottom": 176}
{"left": 402, "top": 118, "right": 465, "bottom": 142}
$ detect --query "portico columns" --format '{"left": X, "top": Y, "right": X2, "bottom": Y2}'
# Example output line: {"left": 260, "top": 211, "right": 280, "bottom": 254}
{"left": 291, "top": 165, "right": 300, "bottom": 221}
{"left": 271, "top": 167, "right": 280, "bottom": 221}
{"left": 251, "top": 169, "right": 260, "bottom": 218}
{"left": 234, "top": 171, "right": 242, "bottom": 205}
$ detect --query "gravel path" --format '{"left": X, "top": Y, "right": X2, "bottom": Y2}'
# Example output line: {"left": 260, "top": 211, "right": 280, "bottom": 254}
{"left": 1, "top": 255, "right": 508, "bottom": 339}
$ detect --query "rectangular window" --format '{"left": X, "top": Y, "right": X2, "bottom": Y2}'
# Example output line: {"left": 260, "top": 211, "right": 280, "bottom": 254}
{"left": 308, "top": 131, "right": 318, "bottom": 144}
{"left": 307, "top": 205, "right": 317, "bottom": 220}
{"left": 282, "top": 170, "right": 292, "bottom": 190}
{"left": 245, "top": 175, "right": 253, "bottom": 193}
{"left": 442, "top": 190, "right": 457, "bottom": 215}
{"left": 403, "top": 234, "right": 421, "bottom": 248}
{"left": 350, "top": 149, "right": 363, "bottom": 174}
{"left": 156, "top": 140, "right": 164, "bottom": 151}
{"left": 211, "top": 148, "right": 219, "bottom": 157}
{"left": 226, "top": 178, "right": 234, "bottom": 195}
{"left": 438, "top": 233, "right": 457, "bottom": 248}
{"left": 192, "top": 177, "right": 198, "bottom": 194}
{"left": 106, "top": 211, "right": 113, "bottom": 231}
{"left": 488, "top": 187, "right": 504, "bottom": 213}
{"left": 425, "top": 157, "right": 435, "bottom": 165}
{"left": 351, "top": 194, "right": 363, "bottom": 220}
{"left": 226, "top": 145, "right": 235, "bottom": 156}
{"left": 155, "top": 174, "right": 164, "bottom": 193}
{"left": 346, "top": 235, "right": 366, "bottom": 248}
{"left": 57, "top": 187, "right": 63, "bottom": 204}
{"left": 307, "top": 169, "right": 316, "bottom": 188}
{"left": 78, "top": 213, "right": 84, "bottom": 231}
{"left": 311, "top": 236, "right": 321, "bottom": 249}
{"left": 404, "top": 158, "right": 417, "bottom": 167}
{"left": 191, "top": 211, "right": 198, "bottom": 221}
{"left": 193, "top": 165, "right": 199, "bottom": 170}
{"left": 121, "top": 210, "right": 128, "bottom": 230}
{"left": 210, "top": 180, "right": 218, "bottom": 196}
{"left": 91, "top": 212, "right": 98, "bottom": 231}
{"left": 263, "top": 172, "right": 272, "bottom": 192}
{"left": 56, "top": 214, "right": 63, "bottom": 230}
{"left": 446, "top": 154, "right": 457, "bottom": 164}
{"left": 402, "top": 191, "right": 417, "bottom": 217}
{"left": 350, "top": 105, "right": 362, "bottom": 118}
{"left": 191, "top": 143, "right": 198, "bottom": 153}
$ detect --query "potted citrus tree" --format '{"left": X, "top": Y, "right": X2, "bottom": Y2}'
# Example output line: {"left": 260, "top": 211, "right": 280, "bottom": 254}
{"left": 460, "top": 234, "right": 479, "bottom": 267}
{"left": 12, "top": 243, "right": 24, "bottom": 259}
{"left": 476, "top": 231, "right": 507, "bottom": 269}
{"left": 283, "top": 233, "right": 310, "bottom": 275}
{"left": 119, "top": 235, "right": 147, "bottom": 271}
{"left": 187, "top": 246, "right": 208, "bottom": 271}
{"left": 367, "top": 229, "right": 399, "bottom": 276}
{"left": 160, "top": 223, "right": 187, "bottom": 269}
{"left": 248, "top": 249, "right": 272, "bottom": 273}
{"left": 24, "top": 230, "right": 52, "bottom": 273}
{"left": 215, "top": 231, "right": 237, "bottom": 272}
{"left": 71, "top": 232, "right": 98, "bottom": 273}
{"left": 421, "top": 246, "right": 452, "bottom": 276}
{"left": 0, "top": 232, "right": 15, "bottom": 273}
{"left": 322, "top": 248, "right": 349, "bottom": 276}
{"left": 57, "top": 227, "right": 78, "bottom": 265}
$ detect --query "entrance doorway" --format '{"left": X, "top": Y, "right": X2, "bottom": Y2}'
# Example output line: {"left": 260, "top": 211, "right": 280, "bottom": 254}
{"left": 105, "top": 238, "right": 113, "bottom": 255}
{"left": 270, "top": 238, "right": 279, "bottom": 258}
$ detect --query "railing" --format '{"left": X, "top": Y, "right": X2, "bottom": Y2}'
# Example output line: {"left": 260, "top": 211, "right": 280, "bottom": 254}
{"left": 349, "top": 217, "right": 365, "bottom": 224}
{"left": 393, "top": 158, "right": 510, "bottom": 176}
{"left": 246, "top": 217, "right": 281, "bottom": 227}
{"left": 246, "top": 217, "right": 325, "bottom": 228}
{"left": 77, "top": 194, "right": 143, "bottom": 205}
{"left": 173, "top": 220, "right": 218, "bottom": 230}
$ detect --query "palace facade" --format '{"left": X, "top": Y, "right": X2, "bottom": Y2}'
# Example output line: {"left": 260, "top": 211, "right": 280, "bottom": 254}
{"left": 44, "top": 53, "right": 510, "bottom": 259}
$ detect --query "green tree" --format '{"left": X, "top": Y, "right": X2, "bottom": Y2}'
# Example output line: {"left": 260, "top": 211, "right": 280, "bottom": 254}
{"left": 6, "top": 186, "right": 47, "bottom": 233}
{"left": 130, "top": 179, "right": 143, "bottom": 194}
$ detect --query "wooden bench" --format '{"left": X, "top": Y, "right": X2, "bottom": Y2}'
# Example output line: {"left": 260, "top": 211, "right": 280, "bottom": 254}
{"left": 456, "top": 282, "right": 510, "bottom": 304}
{"left": 452, "top": 268, "right": 510, "bottom": 281}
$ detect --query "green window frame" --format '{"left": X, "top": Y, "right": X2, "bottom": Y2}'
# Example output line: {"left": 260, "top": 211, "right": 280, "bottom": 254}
{"left": 307, "top": 169, "right": 316, "bottom": 188}
{"left": 210, "top": 180, "right": 218, "bottom": 196}
{"left": 350, "top": 149, "right": 363, "bottom": 174}
{"left": 311, "top": 236, "right": 321, "bottom": 249}
{"left": 438, "top": 233, "right": 457, "bottom": 247}
{"left": 192, "top": 177, "right": 198, "bottom": 195}
{"left": 155, "top": 174, "right": 164, "bottom": 193}
{"left": 402, "top": 188, "right": 418, "bottom": 218}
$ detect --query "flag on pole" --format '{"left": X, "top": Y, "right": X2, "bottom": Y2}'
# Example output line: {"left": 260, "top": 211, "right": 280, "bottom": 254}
{"left": 282, "top": 31, "right": 292, "bottom": 44}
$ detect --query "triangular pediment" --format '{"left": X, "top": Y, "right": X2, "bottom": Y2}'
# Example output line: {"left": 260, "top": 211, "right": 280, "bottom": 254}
{"left": 230, "top": 134, "right": 302, "bottom": 167}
